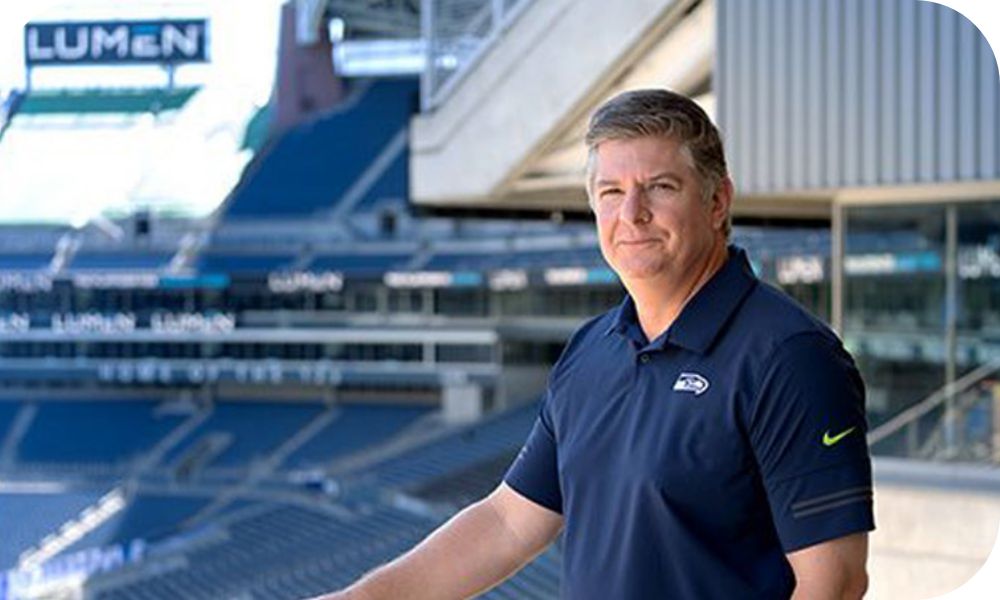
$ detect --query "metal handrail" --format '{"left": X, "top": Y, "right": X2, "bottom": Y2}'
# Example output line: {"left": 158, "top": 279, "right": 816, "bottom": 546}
{"left": 867, "top": 359, "right": 1000, "bottom": 446}
{"left": 422, "top": 0, "right": 538, "bottom": 111}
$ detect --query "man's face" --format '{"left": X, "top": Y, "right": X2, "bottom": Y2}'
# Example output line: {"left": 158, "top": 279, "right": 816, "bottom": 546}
{"left": 590, "top": 135, "right": 727, "bottom": 287}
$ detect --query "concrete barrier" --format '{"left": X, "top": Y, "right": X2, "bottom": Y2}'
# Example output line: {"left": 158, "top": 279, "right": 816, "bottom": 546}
{"left": 869, "top": 458, "right": 1000, "bottom": 599}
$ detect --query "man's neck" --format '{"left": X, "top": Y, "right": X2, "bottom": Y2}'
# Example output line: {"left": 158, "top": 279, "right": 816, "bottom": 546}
{"left": 626, "top": 242, "right": 730, "bottom": 343}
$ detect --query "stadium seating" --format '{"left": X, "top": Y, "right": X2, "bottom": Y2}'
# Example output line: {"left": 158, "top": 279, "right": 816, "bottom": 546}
{"left": 88, "top": 503, "right": 435, "bottom": 600}
{"left": 88, "top": 497, "right": 560, "bottom": 599}
{"left": 0, "top": 253, "right": 52, "bottom": 270}
{"left": 283, "top": 404, "right": 431, "bottom": 469}
{"left": 198, "top": 252, "right": 299, "bottom": 273}
{"left": 0, "top": 491, "right": 104, "bottom": 570}
{"left": 76, "top": 400, "right": 556, "bottom": 599}
{"left": 305, "top": 252, "right": 414, "bottom": 274}
{"left": 354, "top": 402, "right": 537, "bottom": 492}
{"left": 422, "top": 246, "right": 605, "bottom": 272}
{"left": 161, "top": 402, "right": 323, "bottom": 471}
{"left": 349, "top": 149, "right": 409, "bottom": 213}
{"left": 62, "top": 494, "right": 213, "bottom": 556}
{"left": 69, "top": 252, "right": 173, "bottom": 271}
{"left": 224, "top": 78, "right": 418, "bottom": 219}
{"left": 0, "top": 401, "right": 20, "bottom": 439}
{"left": 17, "top": 401, "right": 184, "bottom": 467}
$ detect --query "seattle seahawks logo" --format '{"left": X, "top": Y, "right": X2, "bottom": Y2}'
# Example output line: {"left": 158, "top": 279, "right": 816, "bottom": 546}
{"left": 672, "top": 372, "right": 710, "bottom": 396}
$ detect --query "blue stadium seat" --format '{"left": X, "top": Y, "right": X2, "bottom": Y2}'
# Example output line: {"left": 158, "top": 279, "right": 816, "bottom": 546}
{"left": 361, "top": 403, "right": 538, "bottom": 490}
{"left": 306, "top": 252, "right": 412, "bottom": 274}
{"left": 0, "top": 254, "right": 52, "bottom": 270}
{"left": 224, "top": 78, "right": 418, "bottom": 219}
{"left": 62, "top": 494, "right": 212, "bottom": 556}
{"left": 283, "top": 404, "right": 430, "bottom": 469}
{"left": 0, "top": 401, "right": 20, "bottom": 441}
{"left": 349, "top": 147, "right": 408, "bottom": 212}
{"left": 165, "top": 402, "right": 323, "bottom": 469}
{"left": 88, "top": 503, "right": 436, "bottom": 600}
{"left": 198, "top": 252, "right": 297, "bottom": 273}
{"left": 17, "top": 402, "right": 184, "bottom": 466}
{"left": 70, "top": 253, "right": 172, "bottom": 271}
{"left": 420, "top": 252, "right": 492, "bottom": 271}
{"left": 80, "top": 404, "right": 560, "bottom": 599}
{"left": 0, "top": 491, "right": 104, "bottom": 570}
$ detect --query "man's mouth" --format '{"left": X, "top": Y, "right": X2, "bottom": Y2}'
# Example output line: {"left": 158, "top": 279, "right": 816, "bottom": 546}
{"left": 618, "top": 239, "right": 658, "bottom": 246}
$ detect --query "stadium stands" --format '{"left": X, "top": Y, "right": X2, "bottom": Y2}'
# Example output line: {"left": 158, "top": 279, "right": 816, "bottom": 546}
{"left": 224, "top": 78, "right": 418, "bottom": 219}
{"left": 283, "top": 404, "right": 431, "bottom": 469}
{"left": 78, "top": 400, "right": 556, "bottom": 600}
{"left": 0, "top": 253, "right": 52, "bottom": 270}
{"left": 409, "top": 450, "right": 519, "bottom": 509}
{"left": 0, "top": 491, "right": 105, "bottom": 570}
{"left": 350, "top": 149, "right": 408, "bottom": 213}
{"left": 17, "top": 401, "right": 184, "bottom": 467}
{"left": 62, "top": 494, "right": 213, "bottom": 556}
{"left": 305, "top": 251, "right": 414, "bottom": 273}
{"left": 163, "top": 402, "right": 323, "bottom": 470}
{"left": 355, "top": 402, "right": 537, "bottom": 492}
{"left": 88, "top": 503, "right": 436, "bottom": 600}
{"left": 421, "top": 246, "right": 605, "bottom": 272}
{"left": 69, "top": 252, "right": 173, "bottom": 271}
{"left": 198, "top": 252, "right": 299, "bottom": 274}
{"left": 0, "top": 401, "right": 20, "bottom": 440}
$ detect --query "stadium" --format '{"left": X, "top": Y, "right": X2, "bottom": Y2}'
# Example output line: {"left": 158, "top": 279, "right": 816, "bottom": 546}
{"left": 0, "top": 0, "right": 998, "bottom": 598}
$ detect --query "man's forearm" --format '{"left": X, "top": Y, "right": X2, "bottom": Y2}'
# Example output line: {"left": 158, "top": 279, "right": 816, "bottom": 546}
{"left": 314, "top": 497, "right": 533, "bottom": 600}
{"left": 791, "top": 573, "right": 868, "bottom": 600}
{"left": 787, "top": 533, "right": 869, "bottom": 600}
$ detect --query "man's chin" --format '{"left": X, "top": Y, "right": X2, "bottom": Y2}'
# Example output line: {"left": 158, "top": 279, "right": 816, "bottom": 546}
{"left": 611, "top": 264, "right": 668, "bottom": 282}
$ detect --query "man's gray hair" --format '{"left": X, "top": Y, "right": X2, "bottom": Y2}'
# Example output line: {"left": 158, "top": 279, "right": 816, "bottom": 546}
{"left": 584, "top": 89, "right": 731, "bottom": 237}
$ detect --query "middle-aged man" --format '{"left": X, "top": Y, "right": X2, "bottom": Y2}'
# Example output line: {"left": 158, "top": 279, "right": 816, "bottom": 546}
{"left": 314, "top": 89, "right": 875, "bottom": 599}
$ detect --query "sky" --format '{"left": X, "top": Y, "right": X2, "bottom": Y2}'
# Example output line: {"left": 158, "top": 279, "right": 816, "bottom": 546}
{"left": 0, "top": 0, "right": 287, "bottom": 224}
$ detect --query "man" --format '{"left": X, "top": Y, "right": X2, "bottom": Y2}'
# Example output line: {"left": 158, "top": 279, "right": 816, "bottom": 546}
{"left": 315, "top": 89, "right": 874, "bottom": 599}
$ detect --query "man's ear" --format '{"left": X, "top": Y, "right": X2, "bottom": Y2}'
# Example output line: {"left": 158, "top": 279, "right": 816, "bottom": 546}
{"left": 711, "top": 176, "right": 734, "bottom": 231}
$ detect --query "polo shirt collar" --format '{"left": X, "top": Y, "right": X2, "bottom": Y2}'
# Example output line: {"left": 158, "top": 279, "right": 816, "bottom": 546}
{"left": 606, "top": 294, "right": 644, "bottom": 343}
{"left": 605, "top": 245, "right": 758, "bottom": 354}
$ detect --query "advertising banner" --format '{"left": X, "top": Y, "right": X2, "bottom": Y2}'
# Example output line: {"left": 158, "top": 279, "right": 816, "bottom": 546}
{"left": 24, "top": 20, "right": 209, "bottom": 66}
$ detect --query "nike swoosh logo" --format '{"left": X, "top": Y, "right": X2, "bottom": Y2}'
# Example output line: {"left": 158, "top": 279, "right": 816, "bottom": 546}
{"left": 823, "top": 427, "right": 857, "bottom": 447}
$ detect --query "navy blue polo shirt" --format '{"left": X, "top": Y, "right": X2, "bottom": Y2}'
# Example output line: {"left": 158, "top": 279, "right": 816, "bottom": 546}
{"left": 505, "top": 246, "right": 874, "bottom": 599}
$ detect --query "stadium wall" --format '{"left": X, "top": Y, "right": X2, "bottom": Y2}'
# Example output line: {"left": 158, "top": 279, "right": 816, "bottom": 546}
{"left": 717, "top": 0, "right": 1000, "bottom": 195}
{"left": 871, "top": 458, "right": 1000, "bottom": 598}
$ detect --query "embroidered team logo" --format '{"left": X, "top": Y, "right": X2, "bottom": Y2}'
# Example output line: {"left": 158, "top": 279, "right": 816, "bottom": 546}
{"left": 672, "top": 372, "right": 710, "bottom": 396}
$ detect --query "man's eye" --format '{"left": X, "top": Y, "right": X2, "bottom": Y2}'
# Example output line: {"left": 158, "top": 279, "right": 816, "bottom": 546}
{"left": 599, "top": 189, "right": 623, "bottom": 199}
{"left": 650, "top": 182, "right": 676, "bottom": 192}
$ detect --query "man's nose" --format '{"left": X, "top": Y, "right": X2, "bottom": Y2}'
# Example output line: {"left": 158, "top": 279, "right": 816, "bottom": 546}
{"left": 620, "top": 187, "right": 649, "bottom": 224}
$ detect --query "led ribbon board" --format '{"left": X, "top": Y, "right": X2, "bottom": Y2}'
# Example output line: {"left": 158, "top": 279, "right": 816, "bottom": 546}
{"left": 24, "top": 20, "right": 209, "bottom": 66}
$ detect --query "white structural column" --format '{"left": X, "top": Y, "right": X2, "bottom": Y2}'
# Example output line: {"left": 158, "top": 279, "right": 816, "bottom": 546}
{"left": 410, "top": 0, "right": 682, "bottom": 207}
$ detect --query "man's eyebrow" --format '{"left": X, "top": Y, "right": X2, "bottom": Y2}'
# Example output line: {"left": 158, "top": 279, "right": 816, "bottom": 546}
{"left": 648, "top": 171, "right": 683, "bottom": 182}
{"left": 595, "top": 172, "right": 684, "bottom": 187}
{"left": 594, "top": 179, "right": 622, "bottom": 188}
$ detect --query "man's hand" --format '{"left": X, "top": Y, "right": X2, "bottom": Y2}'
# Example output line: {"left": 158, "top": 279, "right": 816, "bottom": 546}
{"left": 307, "top": 483, "right": 563, "bottom": 600}
{"left": 787, "top": 532, "right": 869, "bottom": 600}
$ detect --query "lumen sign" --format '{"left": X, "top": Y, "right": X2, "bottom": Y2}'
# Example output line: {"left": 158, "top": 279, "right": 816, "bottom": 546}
{"left": 24, "top": 20, "right": 209, "bottom": 66}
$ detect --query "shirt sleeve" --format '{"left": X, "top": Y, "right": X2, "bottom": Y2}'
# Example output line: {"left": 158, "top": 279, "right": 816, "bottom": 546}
{"left": 503, "top": 394, "right": 563, "bottom": 514}
{"left": 748, "top": 331, "right": 875, "bottom": 552}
